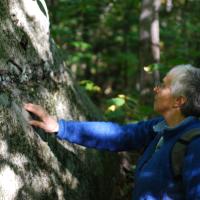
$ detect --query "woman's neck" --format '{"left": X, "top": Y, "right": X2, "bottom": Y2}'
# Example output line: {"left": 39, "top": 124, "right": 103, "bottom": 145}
{"left": 164, "top": 111, "right": 186, "bottom": 128}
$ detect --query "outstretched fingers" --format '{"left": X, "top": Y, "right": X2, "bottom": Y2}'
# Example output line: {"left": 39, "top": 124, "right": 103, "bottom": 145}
{"left": 24, "top": 103, "right": 59, "bottom": 133}
{"left": 29, "top": 120, "right": 46, "bottom": 130}
{"left": 24, "top": 103, "right": 48, "bottom": 119}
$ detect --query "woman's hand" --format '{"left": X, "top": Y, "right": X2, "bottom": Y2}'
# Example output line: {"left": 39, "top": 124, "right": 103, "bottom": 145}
{"left": 24, "top": 103, "right": 59, "bottom": 133}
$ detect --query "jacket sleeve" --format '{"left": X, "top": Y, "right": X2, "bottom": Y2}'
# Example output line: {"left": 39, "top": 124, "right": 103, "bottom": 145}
{"left": 56, "top": 117, "right": 162, "bottom": 152}
{"left": 183, "top": 137, "right": 200, "bottom": 199}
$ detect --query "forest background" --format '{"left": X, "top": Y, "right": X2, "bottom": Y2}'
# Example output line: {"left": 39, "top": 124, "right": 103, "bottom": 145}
{"left": 0, "top": 0, "right": 199, "bottom": 199}
{"left": 47, "top": 0, "right": 200, "bottom": 123}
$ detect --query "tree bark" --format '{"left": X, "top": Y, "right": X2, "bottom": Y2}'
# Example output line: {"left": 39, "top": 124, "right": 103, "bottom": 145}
{"left": 0, "top": 1, "right": 119, "bottom": 199}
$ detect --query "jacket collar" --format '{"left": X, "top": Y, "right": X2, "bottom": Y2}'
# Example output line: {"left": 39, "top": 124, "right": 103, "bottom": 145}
{"left": 153, "top": 116, "right": 196, "bottom": 135}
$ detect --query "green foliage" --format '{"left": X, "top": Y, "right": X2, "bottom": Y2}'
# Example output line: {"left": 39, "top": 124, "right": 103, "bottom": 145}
{"left": 160, "top": 0, "right": 200, "bottom": 69}
{"left": 143, "top": 63, "right": 163, "bottom": 74}
{"left": 104, "top": 93, "right": 154, "bottom": 123}
{"left": 79, "top": 80, "right": 101, "bottom": 93}
{"left": 48, "top": 0, "right": 200, "bottom": 123}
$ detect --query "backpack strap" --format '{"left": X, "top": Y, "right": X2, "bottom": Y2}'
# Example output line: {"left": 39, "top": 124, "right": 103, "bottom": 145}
{"left": 171, "top": 128, "right": 200, "bottom": 181}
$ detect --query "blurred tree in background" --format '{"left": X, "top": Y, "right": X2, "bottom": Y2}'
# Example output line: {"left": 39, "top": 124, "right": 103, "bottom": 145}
{"left": 46, "top": 0, "right": 200, "bottom": 123}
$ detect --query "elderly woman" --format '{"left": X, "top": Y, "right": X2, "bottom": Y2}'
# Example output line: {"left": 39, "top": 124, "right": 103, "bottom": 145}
{"left": 24, "top": 65, "right": 200, "bottom": 199}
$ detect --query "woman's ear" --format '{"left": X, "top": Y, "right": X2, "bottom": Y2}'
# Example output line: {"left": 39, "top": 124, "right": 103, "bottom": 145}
{"left": 174, "top": 96, "right": 187, "bottom": 108}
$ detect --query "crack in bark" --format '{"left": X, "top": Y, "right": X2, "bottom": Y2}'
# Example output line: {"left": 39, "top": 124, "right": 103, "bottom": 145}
{"left": 7, "top": 59, "right": 23, "bottom": 73}
{"left": 20, "top": 34, "right": 28, "bottom": 51}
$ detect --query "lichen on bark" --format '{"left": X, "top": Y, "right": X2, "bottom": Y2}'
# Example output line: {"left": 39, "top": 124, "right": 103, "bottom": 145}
{"left": 0, "top": 0, "right": 120, "bottom": 199}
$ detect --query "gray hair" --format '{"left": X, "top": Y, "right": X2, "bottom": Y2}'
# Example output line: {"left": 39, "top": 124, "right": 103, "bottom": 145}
{"left": 168, "top": 64, "right": 200, "bottom": 117}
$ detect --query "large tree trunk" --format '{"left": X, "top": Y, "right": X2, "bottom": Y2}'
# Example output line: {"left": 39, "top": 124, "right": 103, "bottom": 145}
{"left": 0, "top": 1, "right": 119, "bottom": 199}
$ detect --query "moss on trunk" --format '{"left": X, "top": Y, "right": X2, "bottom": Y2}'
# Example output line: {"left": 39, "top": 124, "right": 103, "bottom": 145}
{"left": 0, "top": 1, "right": 120, "bottom": 199}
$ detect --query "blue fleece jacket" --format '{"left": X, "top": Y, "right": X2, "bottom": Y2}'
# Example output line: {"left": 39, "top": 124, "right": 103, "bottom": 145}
{"left": 56, "top": 117, "right": 200, "bottom": 200}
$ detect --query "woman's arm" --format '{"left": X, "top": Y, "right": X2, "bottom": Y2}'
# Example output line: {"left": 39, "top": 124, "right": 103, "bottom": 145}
{"left": 57, "top": 118, "right": 161, "bottom": 152}
{"left": 24, "top": 103, "right": 162, "bottom": 152}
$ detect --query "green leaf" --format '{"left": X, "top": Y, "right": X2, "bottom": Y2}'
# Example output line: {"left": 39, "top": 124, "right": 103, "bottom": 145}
{"left": 107, "top": 98, "right": 125, "bottom": 107}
